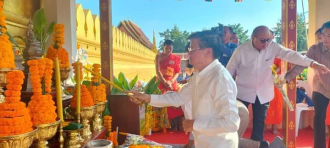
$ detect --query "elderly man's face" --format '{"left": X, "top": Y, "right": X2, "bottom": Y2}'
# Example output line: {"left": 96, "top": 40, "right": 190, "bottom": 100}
{"left": 163, "top": 44, "right": 173, "bottom": 54}
{"left": 322, "top": 28, "right": 330, "bottom": 48}
{"left": 188, "top": 39, "right": 208, "bottom": 67}
{"left": 231, "top": 34, "right": 239, "bottom": 44}
{"left": 252, "top": 30, "right": 271, "bottom": 50}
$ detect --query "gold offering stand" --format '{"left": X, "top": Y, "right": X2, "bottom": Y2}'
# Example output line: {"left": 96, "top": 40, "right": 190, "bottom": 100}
{"left": 0, "top": 127, "right": 37, "bottom": 148}
{"left": 71, "top": 106, "right": 95, "bottom": 139}
{"left": 63, "top": 127, "right": 83, "bottom": 148}
{"left": 33, "top": 119, "right": 61, "bottom": 148}
{"left": 92, "top": 101, "right": 107, "bottom": 132}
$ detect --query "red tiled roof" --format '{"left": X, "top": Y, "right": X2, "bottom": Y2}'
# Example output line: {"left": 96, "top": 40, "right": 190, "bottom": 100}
{"left": 118, "top": 20, "right": 153, "bottom": 49}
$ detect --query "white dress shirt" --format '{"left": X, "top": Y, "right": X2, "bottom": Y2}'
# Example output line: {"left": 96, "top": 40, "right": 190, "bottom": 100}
{"left": 151, "top": 60, "right": 240, "bottom": 148}
{"left": 226, "top": 41, "right": 313, "bottom": 104}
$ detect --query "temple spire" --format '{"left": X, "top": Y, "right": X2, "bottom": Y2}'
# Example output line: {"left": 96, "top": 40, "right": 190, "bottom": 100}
{"left": 152, "top": 30, "right": 158, "bottom": 53}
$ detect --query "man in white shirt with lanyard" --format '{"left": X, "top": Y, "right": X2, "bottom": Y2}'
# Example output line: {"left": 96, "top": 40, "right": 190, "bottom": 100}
{"left": 226, "top": 26, "right": 330, "bottom": 143}
{"left": 129, "top": 30, "right": 240, "bottom": 148}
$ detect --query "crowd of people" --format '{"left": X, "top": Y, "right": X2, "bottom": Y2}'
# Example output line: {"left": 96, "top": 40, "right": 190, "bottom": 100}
{"left": 128, "top": 21, "right": 330, "bottom": 148}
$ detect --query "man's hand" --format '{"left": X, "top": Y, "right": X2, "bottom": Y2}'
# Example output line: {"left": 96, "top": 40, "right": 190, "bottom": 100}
{"left": 312, "top": 62, "right": 330, "bottom": 74}
{"left": 165, "top": 81, "right": 173, "bottom": 90}
{"left": 127, "top": 91, "right": 151, "bottom": 104}
{"left": 182, "top": 119, "right": 195, "bottom": 134}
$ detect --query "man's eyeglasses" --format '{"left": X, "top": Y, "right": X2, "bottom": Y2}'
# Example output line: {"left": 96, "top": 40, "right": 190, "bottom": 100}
{"left": 188, "top": 47, "right": 203, "bottom": 52}
{"left": 259, "top": 38, "right": 272, "bottom": 44}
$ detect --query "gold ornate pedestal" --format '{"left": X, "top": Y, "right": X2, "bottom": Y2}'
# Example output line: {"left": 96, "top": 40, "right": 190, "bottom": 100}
{"left": 0, "top": 127, "right": 37, "bottom": 148}
{"left": 92, "top": 101, "right": 107, "bottom": 132}
{"left": 63, "top": 128, "right": 83, "bottom": 148}
{"left": 33, "top": 119, "right": 61, "bottom": 148}
{"left": 72, "top": 106, "right": 95, "bottom": 139}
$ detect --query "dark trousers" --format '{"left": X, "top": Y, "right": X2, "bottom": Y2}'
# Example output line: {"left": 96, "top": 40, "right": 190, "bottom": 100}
{"left": 313, "top": 91, "right": 329, "bottom": 148}
{"left": 239, "top": 97, "right": 269, "bottom": 141}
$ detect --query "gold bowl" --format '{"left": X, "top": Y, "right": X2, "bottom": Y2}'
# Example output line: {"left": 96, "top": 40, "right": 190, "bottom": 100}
{"left": 71, "top": 106, "right": 95, "bottom": 139}
{"left": 0, "top": 127, "right": 37, "bottom": 148}
{"left": 92, "top": 101, "right": 107, "bottom": 131}
{"left": 33, "top": 119, "right": 61, "bottom": 148}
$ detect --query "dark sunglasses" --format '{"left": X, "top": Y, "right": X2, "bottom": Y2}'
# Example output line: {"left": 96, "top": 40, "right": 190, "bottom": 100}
{"left": 259, "top": 38, "right": 271, "bottom": 44}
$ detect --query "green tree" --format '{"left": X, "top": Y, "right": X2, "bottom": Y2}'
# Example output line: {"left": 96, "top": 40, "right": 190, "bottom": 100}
{"left": 272, "top": 13, "right": 308, "bottom": 52}
{"left": 228, "top": 23, "right": 250, "bottom": 45}
{"left": 158, "top": 25, "right": 190, "bottom": 53}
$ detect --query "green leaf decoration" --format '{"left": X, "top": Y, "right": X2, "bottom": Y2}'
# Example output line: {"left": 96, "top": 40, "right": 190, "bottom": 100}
{"left": 154, "top": 88, "right": 162, "bottom": 95}
{"left": 32, "top": 8, "right": 47, "bottom": 36}
{"left": 145, "top": 81, "right": 160, "bottom": 95}
{"left": 46, "top": 21, "right": 56, "bottom": 37}
{"left": 118, "top": 72, "right": 130, "bottom": 91}
{"left": 110, "top": 87, "right": 124, "bottom": 95}
{"left": 13, "top": 36, "right": 26, "bottom": 44}
{"left": 103, "top": 101, "right": 110, "bottom": 117}
{"left": 113, "top": 76, "right": 122, "bottom": 88}
{"left": 129, "top": 75, "right": 138, "bottom": 89}
{"left": 82, "top": 81, "right": 91, "bottom": 88}
{"left": 143, "top": 76, "right": 156, "bottom": 92}
{"left": 6, "top": 32, "right": 21, "bottom": 50}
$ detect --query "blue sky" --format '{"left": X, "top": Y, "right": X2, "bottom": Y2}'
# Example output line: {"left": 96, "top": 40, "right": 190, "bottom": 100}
{"left": 76, "top": 0, "right": 308, "bottom": 44}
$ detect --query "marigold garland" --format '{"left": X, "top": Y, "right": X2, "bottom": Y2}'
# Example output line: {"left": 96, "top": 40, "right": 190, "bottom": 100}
{"left": 72, "top": 62, "right": 83, "bottom": 82}
{"left": 107, "top": 131, "right": 118, "bottom": 147}
{"left": 70, "top": 85, "right": 94, "bottom": 107}
{"left": 45, "top": 24, "right": 70, "bottom": 69}
{"left": 0, "top": 71, "right": 33, "bottom": 136}
{"left": 27, "top": 58, "right": 57, "bottom": 125}
{"left": 0, "top": 0, "right": 15, "bottom": 69}
{"left": 103, "top": 115, "right": 112, "bottom": 132}
{"left": 88, "top": 84, "right": 106, "bottom": 103}
{"left": 88, "top": 64, "right": 107, "bottom": 103}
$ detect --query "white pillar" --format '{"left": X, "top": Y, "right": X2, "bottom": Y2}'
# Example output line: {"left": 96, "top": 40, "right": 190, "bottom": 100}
{"left": 43, "top": 0, "right": 77, "bottom": 65}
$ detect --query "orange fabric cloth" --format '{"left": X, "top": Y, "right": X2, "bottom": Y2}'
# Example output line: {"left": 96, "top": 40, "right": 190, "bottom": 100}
{"left": 158, "top": 53, "right": 183, "bottom": 119}
{"left": 265, "top": 58, "right": 283, "bottom": 124}
{"left": 158, "top": 54, "right": 181, "bottom": 93}
{"left": 326, "top": 104, "right": 330, "bottom": 125}
{"left": 265, "top": 86, "right": 283, "bottom": 124}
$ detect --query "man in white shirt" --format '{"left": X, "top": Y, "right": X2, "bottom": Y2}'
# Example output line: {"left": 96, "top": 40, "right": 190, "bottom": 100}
{"left": 226, "top": 26, "right": 330, "bottom": 142}
{"left": 129, "top": 30, "right": 240, "bottom": 148}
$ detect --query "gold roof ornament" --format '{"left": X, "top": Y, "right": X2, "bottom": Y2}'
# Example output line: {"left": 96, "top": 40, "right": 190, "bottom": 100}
{"left": 152, "top": 30, "right": 158, "bottom": 53}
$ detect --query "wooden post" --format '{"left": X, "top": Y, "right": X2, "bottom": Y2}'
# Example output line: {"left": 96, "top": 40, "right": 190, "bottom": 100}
{"left": 282, "top": 0, "right": 297, "bottom": 147}
{"left": 99, "top": 0, "right": 113, "bottom": 95}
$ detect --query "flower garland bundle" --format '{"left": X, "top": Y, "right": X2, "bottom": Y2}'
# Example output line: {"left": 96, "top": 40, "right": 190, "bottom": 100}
{"left": 46, "top": 24, "right": 70, "bottom": 69}
{"left": 27, "top": 58, "right": 57, "bottom": 125}
{"left": 28, "top": 94, "right": 57, "bottom": 125}
{"left": 0, "top": 71, "right": 33, "bottom": 136}
{"left": 0, "top": 1, "right": 15, "bottom": 69}
{"left": 72, "top": 62, "right": 83, "bottom": 82}
{"left": 88, "top": 84, "right": 106, "bottom": 103}
{"left": 70, "top": 85, "right": 94, "bottom": 107}
{"left": 103, "top": 115, "right": 112, "bottom": 132}
{"left": 44, "top": 59, "right": 53, "bottom": 93}
{"left": 88, "top": 64, "right": 106, "bottom": 103}
{"left": 91, "top": 64, "right": 101, "bottom": 83}
{"left": 107, "top": 131, "right": 118, "bottom": 147}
